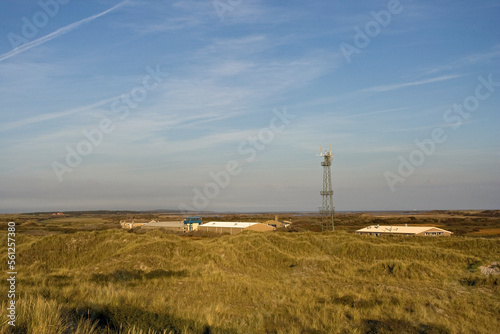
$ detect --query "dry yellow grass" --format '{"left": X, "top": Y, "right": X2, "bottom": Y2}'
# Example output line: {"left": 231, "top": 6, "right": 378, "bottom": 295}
{"left": 0, "top": 226, "right": 499, "bottom": 333}
{"left": 470, "top": 228, "right": 500, "bottom": 236}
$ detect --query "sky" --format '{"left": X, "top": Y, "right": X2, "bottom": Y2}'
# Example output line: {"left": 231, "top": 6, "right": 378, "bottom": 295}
{"left": 0, "top": 0, "right": 499, "bottom": 213}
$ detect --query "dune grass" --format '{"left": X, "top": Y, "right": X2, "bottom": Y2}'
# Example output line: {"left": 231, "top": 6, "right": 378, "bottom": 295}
{"left": 0, "top": 228, "right": 499, "bottom": 333}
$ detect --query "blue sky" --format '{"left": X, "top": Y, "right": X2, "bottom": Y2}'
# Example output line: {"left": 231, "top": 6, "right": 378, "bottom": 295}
{"left": 0, "top": 0, "right": 499, "bottom": 213}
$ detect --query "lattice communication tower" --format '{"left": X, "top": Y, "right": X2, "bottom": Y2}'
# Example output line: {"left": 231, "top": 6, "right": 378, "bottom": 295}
{"left": 318, "top": 145, "right": 334, "bottom": 231}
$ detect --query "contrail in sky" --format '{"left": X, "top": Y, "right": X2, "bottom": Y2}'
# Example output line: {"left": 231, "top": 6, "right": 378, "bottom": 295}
{"left": 0, "top": 1, "right": 127, "bottom": 62}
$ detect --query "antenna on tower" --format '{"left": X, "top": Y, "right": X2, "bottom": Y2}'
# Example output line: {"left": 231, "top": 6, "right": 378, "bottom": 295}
{"left": 318, "top": 145, "right": 334, "bottom": 231}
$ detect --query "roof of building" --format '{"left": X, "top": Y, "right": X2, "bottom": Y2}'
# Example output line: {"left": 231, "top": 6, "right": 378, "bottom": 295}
{"left": 356, "top": 225, "right": 451, "bottom": 234}
{"left": 201, "top": 222, "right": 260, "bottom": 229}
{"left": 264, "top": 220, "right": 291, "bottom": 226}
{"left": 184, "top": 217, "right": 202, "bottom": 224}
{"left": 142, "top": 221, "right": 184, "bottom": 228}
{"left": 120, "top": 219, "right": 150, "bottom": 224}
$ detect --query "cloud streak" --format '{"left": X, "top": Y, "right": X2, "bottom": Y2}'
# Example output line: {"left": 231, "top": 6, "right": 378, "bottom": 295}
{"left": 419, "top": 46, "right": 500, "bottom": 77}
{"left": 362, "top": 75, "right": 463, "bottom": 93}
{"left": 0, "top": 95, "right": 120, "bottom": 131}
{"left": 0, "top": 1, "right": 127, "bottom": 62}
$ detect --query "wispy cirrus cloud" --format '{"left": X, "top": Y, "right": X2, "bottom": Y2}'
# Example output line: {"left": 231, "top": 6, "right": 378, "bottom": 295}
{"left": 341, "top": 107, "right": 409, "bottom": 118}
{"left": 0, "top": 95, "right": 120, "bottom": 131}
{"left": 418, "top": 46, "right": 500, "bottom": 77}
{"left": 0, "top": 1, "right": 127, "bottom": 62}
{"left": 361, "top": 74, "right": 463, "bottom": 93}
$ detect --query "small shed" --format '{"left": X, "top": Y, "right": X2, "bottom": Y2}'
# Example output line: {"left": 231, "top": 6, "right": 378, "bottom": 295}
{"left": 198, "top": 222, "right": 275, "bottom": 235}
{"left": 264, "top": 215, "right": 291, "bottom": 229}
{"left": 120, "top": 219, "right": 149, "bottom": 229}
{"left": 356, "top": 225, "right": 452, "bottom": 236}
{"left": 184, "top": 216, "right": 202, "bottom": 232}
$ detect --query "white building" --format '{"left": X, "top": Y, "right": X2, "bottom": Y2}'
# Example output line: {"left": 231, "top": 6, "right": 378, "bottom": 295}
{"left": 356, "top": 225, "right": 452, "bottom": 236}
{"left": 198, "top": 222, "right": 275, "bottom": 234}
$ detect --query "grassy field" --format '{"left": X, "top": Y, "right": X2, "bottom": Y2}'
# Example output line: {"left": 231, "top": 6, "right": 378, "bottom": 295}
{"left": 0, "top": 211, "right": 499, "bottom": 333}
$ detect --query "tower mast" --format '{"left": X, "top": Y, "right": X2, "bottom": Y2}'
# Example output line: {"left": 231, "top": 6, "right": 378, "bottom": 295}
{"left": 318, "top": 145, "right": 334, "bottom": 231}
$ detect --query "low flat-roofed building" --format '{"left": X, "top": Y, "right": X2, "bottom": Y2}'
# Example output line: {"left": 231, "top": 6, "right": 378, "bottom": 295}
{"left": 356, "top": 225, "right": 452, "bottom": 236}
{"left": 198, "top": 222, "right": 275, "bottom": 234}
{"left": 141, "top": 221, "right": 185, "bottom": 232}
